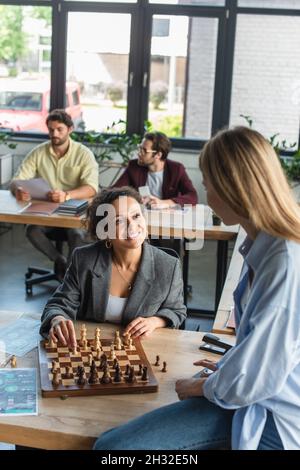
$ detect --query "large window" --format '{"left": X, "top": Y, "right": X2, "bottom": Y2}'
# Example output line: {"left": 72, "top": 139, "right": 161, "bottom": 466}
{"left": 148, "top": 16, "right": 218, "bottom": 139}
{"left": 1, "top": 1, "right": 300, "bottom": 149}
{"left": 66, "top": 12, "right": 131, "bottom": 132}
{"left": 0, "top": 5, "right": 52, "bottom": 132}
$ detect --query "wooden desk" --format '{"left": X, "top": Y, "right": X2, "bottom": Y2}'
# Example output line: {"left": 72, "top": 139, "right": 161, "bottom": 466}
{"left": 212, "top": 228, "right": 245, "bottom": 335}
{"left": 0, "top": 319, "right": 234, "bottom": 450}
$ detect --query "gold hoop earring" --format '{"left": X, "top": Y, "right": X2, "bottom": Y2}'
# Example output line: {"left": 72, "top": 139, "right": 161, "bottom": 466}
{"left": 105, "top": 239, "right": 112, "bottom": 249}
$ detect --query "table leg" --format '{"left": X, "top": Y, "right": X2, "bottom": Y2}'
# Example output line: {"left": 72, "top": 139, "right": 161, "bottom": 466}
{"left": 215, "top": 240, "right": 228, "bottom": 311}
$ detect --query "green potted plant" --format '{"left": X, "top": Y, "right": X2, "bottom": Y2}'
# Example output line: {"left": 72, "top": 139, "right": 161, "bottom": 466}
{"left": 240, "top": 115, "right": 300, "bottom": 183}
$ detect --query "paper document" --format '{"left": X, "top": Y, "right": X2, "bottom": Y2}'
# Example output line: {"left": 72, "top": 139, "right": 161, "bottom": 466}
{"left": 0, "top": 315, "right": 42, "bottom": 357}
{"left": 138, "top": 186, "right": 151, "bottom": 197}
{"left": 13, "top": 178, "right": 52, "bottom": 200}
{"left": 0, "top": 369, "right": 38, "bottom": 416}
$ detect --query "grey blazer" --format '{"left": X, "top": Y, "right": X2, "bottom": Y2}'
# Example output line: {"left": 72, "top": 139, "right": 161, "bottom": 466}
{"left": 40, "top": 241, "right": 187, "bottom": 336}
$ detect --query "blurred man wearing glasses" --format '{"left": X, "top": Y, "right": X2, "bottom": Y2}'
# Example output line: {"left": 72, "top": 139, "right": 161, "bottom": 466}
{"left": 113, "top": 131, "right": 197, "bottom": 209}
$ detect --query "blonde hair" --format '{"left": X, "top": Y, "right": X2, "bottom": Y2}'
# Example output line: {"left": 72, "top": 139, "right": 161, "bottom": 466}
{"left": 200, "top": 126, "right": 300, "bottom": 243}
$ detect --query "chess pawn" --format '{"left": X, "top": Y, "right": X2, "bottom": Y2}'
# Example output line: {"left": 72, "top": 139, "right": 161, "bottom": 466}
{"left": 154, "top": 355, "right": 160, "bottom": 366}
{"left": 52, "top": 370, "right": 60, "bottom": 386}
{"left": 100, "top": 365, "right": 112, "bottom": 384}
{"left": 128, "top": 338, "right": 134, "bottom": 350}
{"left": 82, "top": 339, "right": 88, "bottom": 351}
{"left": 94, "top": 338, "right": 101, "bottom": 351}
{"left": 161, "top": 361, "right": 167, "bottom": 373}
{"left": 96, "top": 348, "right": 101, "bottom": 361}
{"left": 88, "top": 353, "right": 93, "bottom": 366}
{"left": 126, "top": 366, "right": 137, "bottom": 384}
{"left": 77, "top": 366, "right": 86, "bottom": 385}
{"left": 125, "top": 364, "right": 131, "bottom": 376}
{"left": 115, "top": 337, "right": 122, "bottom": 351}
{"left": 51, "top": 360, "right": 58, "bottom": 374}
{"left": 110, "top": 344, "right": 116, "bottom": 360}
{"left": 138, "top": 364, "right": 143, "bottom": 376}
{"left": 141, "top": 366, "right": 148, "bottom": 381}
{"left": 10, "top": 355, "right": 17, "bottom": 368}
{"left": 65, "top": 366, "right": 73, "bottom": 379}
{"left": 48, "top": 337, "right": 55, "bottom": 349}
{"left": 95, "top": 327, "right": 101, "bottom": 338}
{"left": 88, "top": 364, "right": 98, "bottom": 384}
{"left": 113, "top": 364, "right": 122, "bottom": 383}
{"left": 123, "top": 333, "right": 130, "bottom": 346}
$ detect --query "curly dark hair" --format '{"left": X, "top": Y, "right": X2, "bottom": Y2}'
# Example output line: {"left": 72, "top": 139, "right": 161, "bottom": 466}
{"left": 86, "top": 186, "right": 143, "bottom": 239}
{"left": 46, "top": 109, "right": 73, "bottom": 128}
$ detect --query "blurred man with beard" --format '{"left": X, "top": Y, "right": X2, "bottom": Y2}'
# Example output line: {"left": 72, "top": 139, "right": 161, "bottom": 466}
{"left": 114, "top": 131, "right": 197, "bottom": 209}
{"left": 10, "top": 109, "right": 98, "bottom": 279}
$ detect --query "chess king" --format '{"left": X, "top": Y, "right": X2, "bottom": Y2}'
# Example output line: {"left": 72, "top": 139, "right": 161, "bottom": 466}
{"left": 40, "top": 186, "right": 187, "bottom": 348}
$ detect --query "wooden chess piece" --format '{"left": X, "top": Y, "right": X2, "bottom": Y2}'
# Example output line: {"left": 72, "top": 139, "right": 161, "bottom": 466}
{"left": 65, "top": 366, "right": 73, "bottom": 379}
{"left": 161, "top": 361, "right": 167, "bottom": 373}
{"left": 126, "top": 366, "right": 137, "bottom": 384}
{"left": 77, "top": 366, "right": 86, "bottom": 385}
{"left": 113, "top": 364, "right": 122, "bottom": 383}
{"left": 51, "top": 360, "right": 58, "bottom": 374}
{"left": 100, "top": 365, "right": 112, "bottom": 384}
{"left": 154, "top": 355, "right": 160, "bottom": 366}
{"left": 52, "top": 370, "right": 60, "bottom": 386}
{"left": 141, "top": 366, "right": 148, "bottom": 381}
{"left": 10, "top": 355, "right": 17, "bottom": 368}
{"left": 88, "top": 363, "right": 98, "bottom": 384}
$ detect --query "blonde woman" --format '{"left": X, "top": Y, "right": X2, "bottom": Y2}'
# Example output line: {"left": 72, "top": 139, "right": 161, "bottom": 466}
{"left": 94, "top": 127, "right": 300, "bottom": 450}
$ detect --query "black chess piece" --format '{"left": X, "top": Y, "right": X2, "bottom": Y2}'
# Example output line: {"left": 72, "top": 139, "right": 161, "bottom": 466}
{"left": 100, "top": 365, "right": 112, "bottom": 384}
{"left": 77, "top": 366, "right": 86, "bottom": 385}
{"left": 154, "top": 355, "right": 160, "bottom": 366}
{"left": 113, "top": 364, "right": 122, "bottom": 383}
{"left": 141, "top": 366, "right": 148, "bottom": 381}
{"left": 126, "top": 366, "right": 137, "bottom": 384}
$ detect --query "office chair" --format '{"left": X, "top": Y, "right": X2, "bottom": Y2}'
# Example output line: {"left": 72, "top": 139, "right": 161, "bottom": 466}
{"left": 25, "top": 228, "right": 68, "bottom": 296}
{"left": 155, "top": 244, "right": 186, "bottom": 330}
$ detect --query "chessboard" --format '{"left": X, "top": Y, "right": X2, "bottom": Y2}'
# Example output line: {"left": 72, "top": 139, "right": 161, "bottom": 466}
{"left": 38, "top": 329, "right": 158, "bottom": 398}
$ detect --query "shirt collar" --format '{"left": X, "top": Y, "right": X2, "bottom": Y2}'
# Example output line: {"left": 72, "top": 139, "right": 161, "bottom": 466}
{"left": 239, "top": 231, "right": 274, "bottom": 272}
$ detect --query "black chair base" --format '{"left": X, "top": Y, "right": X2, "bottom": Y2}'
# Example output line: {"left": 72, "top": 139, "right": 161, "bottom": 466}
{"left": 25, "top": 266, "right": 59, "bottom": 296}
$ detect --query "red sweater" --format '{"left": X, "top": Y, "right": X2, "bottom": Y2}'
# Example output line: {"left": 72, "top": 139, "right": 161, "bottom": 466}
{"left": 113, "top": 159, "right": 198, "bottom": 206}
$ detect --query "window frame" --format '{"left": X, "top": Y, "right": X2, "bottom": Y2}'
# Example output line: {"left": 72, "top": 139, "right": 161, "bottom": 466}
{"left": 1, "top": 0, "right": 300, "bottom": 151}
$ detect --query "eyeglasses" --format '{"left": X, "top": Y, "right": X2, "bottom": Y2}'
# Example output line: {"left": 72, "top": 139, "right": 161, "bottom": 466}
{"left": 137, "top": 145, "right": 157, "bottom": 155}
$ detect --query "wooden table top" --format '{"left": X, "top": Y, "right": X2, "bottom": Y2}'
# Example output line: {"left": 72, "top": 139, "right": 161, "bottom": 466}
{"left": 0, "top": 190, "right": 238, "bottom": 240}
{"left": 0, "top": 318, "right": 234, "bottom": 450}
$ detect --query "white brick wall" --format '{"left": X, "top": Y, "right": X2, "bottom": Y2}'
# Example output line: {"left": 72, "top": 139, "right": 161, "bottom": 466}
{"left": 230, "top": 14, "right": 300, "bottom": 143}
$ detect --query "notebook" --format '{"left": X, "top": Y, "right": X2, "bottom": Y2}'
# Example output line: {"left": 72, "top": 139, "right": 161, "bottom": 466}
{"left": 56, "top": 199, "right": 88, "bottom": 214}
{"left": 21, "top": 201, "right": 59, "bottom": 215}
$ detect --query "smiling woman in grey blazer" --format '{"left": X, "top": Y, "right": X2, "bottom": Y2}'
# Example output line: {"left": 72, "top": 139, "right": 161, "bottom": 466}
{"left": 40, "top": 186, "right": 186, "bottom": 348}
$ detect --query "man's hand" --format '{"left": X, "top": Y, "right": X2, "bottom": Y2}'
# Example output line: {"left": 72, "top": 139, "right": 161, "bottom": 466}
{"left": 175, "top": 378, "right": 207, "bottom": 401}
{"left": 123, "top": 316, "right": 167, "bottom": 339}
{"left": 49, "top": 315, "right": 77, "bottom": 349}
{"left": 148, "top": 196, "right": 170, "bottom": 209}
{"left": 47, "top": 190, "right": 66, "bottom": 203}
{"left": 15, "top": 186, "right": 31, "bottom": 202}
